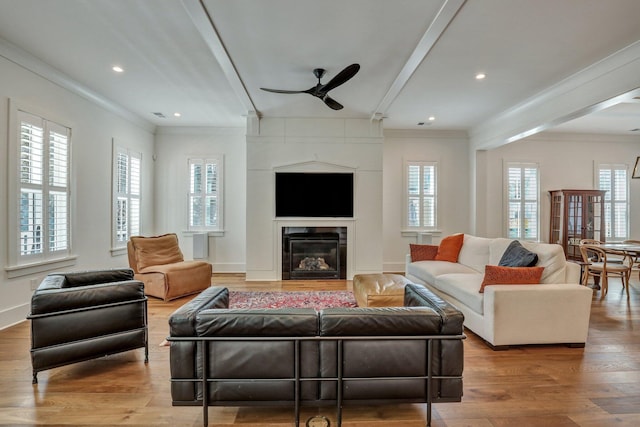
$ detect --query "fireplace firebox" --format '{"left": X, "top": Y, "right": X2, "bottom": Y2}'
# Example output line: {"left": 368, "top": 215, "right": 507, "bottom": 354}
{"left": 282, "top": 227, "right": 347, "bottom": 280}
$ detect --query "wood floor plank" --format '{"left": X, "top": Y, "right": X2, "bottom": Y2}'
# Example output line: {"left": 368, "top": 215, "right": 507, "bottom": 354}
{"left": 2, "top": 274, "right": 640, "bottom": 425}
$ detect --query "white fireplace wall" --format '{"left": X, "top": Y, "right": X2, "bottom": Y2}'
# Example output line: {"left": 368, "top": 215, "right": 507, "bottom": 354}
{"left": 246, "top": 117, "right": 384, "bottom": 280}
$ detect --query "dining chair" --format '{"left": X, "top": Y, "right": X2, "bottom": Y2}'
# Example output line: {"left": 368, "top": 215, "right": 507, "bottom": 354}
{"left": 579, "top": 244, "right": 632, "bottom": 299}
{"left": 623, "top": 239, "right": 640, "bottom": 281}
{"left": 580, "top": 239, "right": 626, "bottom": 264}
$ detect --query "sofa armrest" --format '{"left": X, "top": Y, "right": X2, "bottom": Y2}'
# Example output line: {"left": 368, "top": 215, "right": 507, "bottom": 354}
{"left": 405, "top": 253, "right": 413, "bottom": 272}
{"left": 169, "top": 286, "right": 229, "bottom": 336}
{"left": 483, "top": 284, "right": 593, "bottom": 346}
{"left": 404, "top": 283, "right": 465, "bottom": 334}
{"left": 565, "top": 261, "right": 581, "bottom": 283}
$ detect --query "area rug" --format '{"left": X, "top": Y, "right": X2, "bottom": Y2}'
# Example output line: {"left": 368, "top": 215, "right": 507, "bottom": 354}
{"left": 229, "top": 290, "right": 357, "bottom": 310}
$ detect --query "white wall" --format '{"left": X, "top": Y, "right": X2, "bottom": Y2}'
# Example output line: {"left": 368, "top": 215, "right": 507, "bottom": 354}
{"left": 383, "top": 130, "right": 471, "bottom": 272}
{"left": 3, "top": 43, "right": 639, "bottom": 330}
{"left": 478, "top": 131, "right": 640, "bottom": 241}
{"left": 0, "top": 56, "right": 155, "bottom": 329}
{"left": 246, "top": 117, "right": 384, "bottom": 280}
{"left": 154, "top": 127, "right": 246, "bottom": 272}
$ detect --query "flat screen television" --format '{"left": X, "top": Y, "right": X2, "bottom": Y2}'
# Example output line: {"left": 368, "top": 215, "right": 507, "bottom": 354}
{"left": 275, "top": 172, "right": 354, "bottom": 218}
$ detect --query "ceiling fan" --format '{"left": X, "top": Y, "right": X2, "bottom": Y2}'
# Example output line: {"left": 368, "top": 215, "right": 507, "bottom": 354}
{"left": 260, "top": 63, "right": 360, "bottom": 110}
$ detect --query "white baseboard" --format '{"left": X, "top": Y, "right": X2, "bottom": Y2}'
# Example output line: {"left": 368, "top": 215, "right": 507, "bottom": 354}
{"left": 0, "top": 303, "right": 30, "bottom": 331}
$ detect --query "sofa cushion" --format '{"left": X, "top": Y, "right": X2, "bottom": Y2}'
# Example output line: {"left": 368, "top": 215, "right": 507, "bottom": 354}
{"left": 406, "top": 260, "right": 479, "bottom": 285}
{"left": 488, "top": 238, "right": 567, "bottom": 284}
{"left": 499, "top": 240, "right": 538, "bottom": 267}
{"left": 479, "top": 265, "right": 544, "bottom": 293}
{"left": 131, "top": 233, "right": 184, "bottom": 270}
{"left": 435, "top": 234, "right": 464, "bottom": 262}
{"left": 457, "top": 235, "right": 492, "bottom": 273}
{"left": 433, "top": 273, "right": 484, "bottom": 315}
{"left": 410, "top": 244, "right": 439, "bottom": 261}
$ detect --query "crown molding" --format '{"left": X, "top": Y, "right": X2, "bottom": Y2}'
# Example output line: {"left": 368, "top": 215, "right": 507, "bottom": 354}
{"left": 0, "top": 37, "right": 155, "bottom": 133}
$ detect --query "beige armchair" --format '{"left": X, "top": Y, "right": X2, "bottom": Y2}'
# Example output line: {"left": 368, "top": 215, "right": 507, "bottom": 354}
{"left": 127, "top": 233, "right": 212, "bottom": 301}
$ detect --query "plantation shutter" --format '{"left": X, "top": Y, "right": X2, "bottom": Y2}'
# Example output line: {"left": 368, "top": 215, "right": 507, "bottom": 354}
{"left": 18, "top": 111, "right": 70, "bottom": 259}
{"left": 406, "top": 162, "right": 437, "bottom": 229}
{"left": 507, "top": 163, "right": 538, "bottom": 240}
{"left": 189, "top": 158, "right": 221, "bottom": 230}
{"left": 114, "top": 147, "right": 141, "bottom": 246}
{"left": 598, "top": 164, "right": 628, "bottom": 240}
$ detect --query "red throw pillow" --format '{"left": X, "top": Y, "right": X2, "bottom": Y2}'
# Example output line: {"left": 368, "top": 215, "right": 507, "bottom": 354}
{"left": 435, "top": 234, "right": 464, "bottom": 262}
{"left": 410, "top": 244, "right": 439, "bottom": 261}
{"left": 479, "top": 265, "right": 545, "bottom": 293}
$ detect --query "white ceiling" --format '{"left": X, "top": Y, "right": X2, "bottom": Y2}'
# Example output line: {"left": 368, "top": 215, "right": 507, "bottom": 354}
{"left": 0, "top": 0, "right": 639, "bottom": 134}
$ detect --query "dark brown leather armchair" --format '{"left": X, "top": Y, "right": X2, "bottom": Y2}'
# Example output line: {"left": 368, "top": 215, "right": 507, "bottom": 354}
{"left": 28, "top": 268, "right": 148, "bottom": 384}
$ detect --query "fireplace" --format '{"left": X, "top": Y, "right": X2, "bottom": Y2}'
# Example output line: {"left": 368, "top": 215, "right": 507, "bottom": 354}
{"left": 282, "top": 227, "right": 347, "bottom": 280}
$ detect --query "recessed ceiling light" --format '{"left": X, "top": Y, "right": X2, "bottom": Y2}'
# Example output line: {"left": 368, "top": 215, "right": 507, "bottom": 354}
{"left": 428, "top": 116, "right": 435, "bottom": 121}
{"left": 112, "top": 66, "right": 124, "bottom": 73}
{"left": 173, "top": 112, "right": 181, "bottom": 117}
{"left": 475, "top": 73, "right": 486, "bottom": 80}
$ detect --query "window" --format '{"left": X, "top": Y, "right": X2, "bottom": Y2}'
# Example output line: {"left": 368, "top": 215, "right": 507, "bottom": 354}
{"left": 16, "top": 110, "right": 71, "bottom": 263}
{"left": 188, "top": 157, "right": 223, "bottom": 231}
{"left": 598, "top": 164, "right": 628, "bottom": 241}
{"left": 405, "top": 161, "right": 437, "bottom": 229}
{"left": 112, "top": 144, "right": 141, "bottom": 248}
{"left": 506, "top": 162, "right": 539, "bottom": 240}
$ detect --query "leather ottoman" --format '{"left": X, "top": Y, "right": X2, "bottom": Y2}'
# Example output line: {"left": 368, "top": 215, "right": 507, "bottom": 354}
{"left": 353, "top": 273, "right": 412, "bottom": 307}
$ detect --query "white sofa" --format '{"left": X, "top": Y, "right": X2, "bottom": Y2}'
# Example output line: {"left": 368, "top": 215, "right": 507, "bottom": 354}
{"left": 405, "top": 235, "right": 593, "bottom": 349}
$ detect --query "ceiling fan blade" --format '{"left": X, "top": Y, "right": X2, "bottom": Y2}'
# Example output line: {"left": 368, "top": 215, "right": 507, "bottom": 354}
{"left": 260, "top": 87, "right": 307, "bottom": 94}
{"left": 323, "top": 96, "right": 344, "bottom": 110}
{"left": 320, "top": 63, "right": 360, "bottom": 93}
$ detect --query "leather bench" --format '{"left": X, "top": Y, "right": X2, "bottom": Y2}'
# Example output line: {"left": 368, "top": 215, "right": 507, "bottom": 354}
{"left": 353, "top": 273, "right": 412, "bottom": 307}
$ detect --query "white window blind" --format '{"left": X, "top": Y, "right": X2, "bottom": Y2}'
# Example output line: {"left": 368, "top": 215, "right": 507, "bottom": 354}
{"left": 113, "top": 145, "right": 141, "bottom": 248}
{"left": 506, "top": 163, "right": 539, "bottom": 240}
{"left": 405, "top": 161, "right": 437, "bottom": 229}
{"left": 18, "top": 111, "right": 70, "bottom": 260}
{"left": 598, "top": 164, "right": 628, "bottom": 240}
{"left": 188, "top": 157, "right": 223, "bottom": 230}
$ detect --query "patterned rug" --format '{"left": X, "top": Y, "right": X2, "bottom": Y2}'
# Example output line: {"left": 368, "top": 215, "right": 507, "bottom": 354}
{"left": 229, "top": 290, "right": 357, "bottom": 310}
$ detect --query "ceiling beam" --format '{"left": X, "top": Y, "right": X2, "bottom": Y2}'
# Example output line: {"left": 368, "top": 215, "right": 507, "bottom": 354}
{"left": 181, "top": 0, "right": 259, "bottom": 118}
{"left": 370, "top": 0, "right": 466, "bottom": 121}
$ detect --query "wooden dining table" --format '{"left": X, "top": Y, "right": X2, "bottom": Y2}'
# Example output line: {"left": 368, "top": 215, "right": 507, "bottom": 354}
{"left": 599, "top": 242, "right": 640, "bottom": 255}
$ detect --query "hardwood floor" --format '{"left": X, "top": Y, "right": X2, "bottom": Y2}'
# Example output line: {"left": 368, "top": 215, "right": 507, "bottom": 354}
{"left": 2, "top": 273, "right": 640, "bottom": 426}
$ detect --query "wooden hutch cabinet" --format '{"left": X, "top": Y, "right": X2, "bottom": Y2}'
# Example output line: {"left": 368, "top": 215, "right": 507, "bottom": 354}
{"left": 549, "top": 189, "right": 606, "bottom": 260}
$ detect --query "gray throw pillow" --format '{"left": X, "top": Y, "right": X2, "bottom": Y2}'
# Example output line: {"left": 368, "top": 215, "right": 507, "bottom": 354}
{"left": 498, "top": 240, "right": 538, "bottom": 267}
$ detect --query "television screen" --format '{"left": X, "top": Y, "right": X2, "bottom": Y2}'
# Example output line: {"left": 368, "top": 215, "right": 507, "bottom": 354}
{"left": 275, "top": 172, "right": 354, "bottom": 217}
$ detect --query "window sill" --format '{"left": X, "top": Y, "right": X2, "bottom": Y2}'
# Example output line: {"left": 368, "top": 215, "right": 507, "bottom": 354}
{"left": 110, "top": 247, "right": 127, "bottom": 257}
{"left": 5, "top": 255, "right": 78, "bottom": 279}
{"left": 182, "top": 230, "right": 225, "bottom": 237}
{"left": 401, "top": 230, "right": 442, "bottom": 237}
